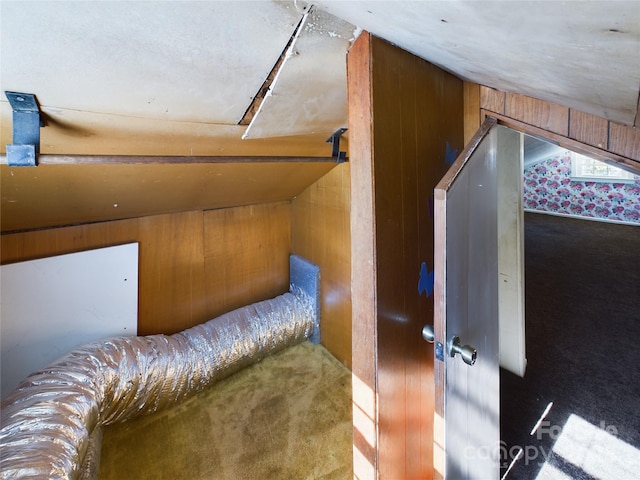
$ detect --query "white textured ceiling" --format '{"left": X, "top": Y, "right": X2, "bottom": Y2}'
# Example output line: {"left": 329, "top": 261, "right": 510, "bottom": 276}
{"left": 1, "top": 1, "right": 302, "bottom": 124}
{"left": 315, "top": 0, "right": 640, "bottom": 126}
{"left": 243, "top": 6, "right": 358, "bottom": 139}
{"left": 1, "top": 0, "right": 639, "bottom": 151}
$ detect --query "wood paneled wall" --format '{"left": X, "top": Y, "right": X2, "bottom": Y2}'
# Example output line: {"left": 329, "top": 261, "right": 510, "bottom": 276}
{"left": 1, "top": 211, "right": 207, "bottom": 335}
{"left": 464, "top": 85, "right": 640, "bottom": 164}
{"left": 0, "top": 161, "right": 336, "bottom": 233}
{"left": 1, "top": 178, "right": 351, "bottom": 363}
{"left": 291, "top": 162, "right": 351, "bottom": 368}
{"left": 204, "top": 202, "right": 291, "bottom": 320}
{"left": 348, "top": 33, "right": 464, "bottom": 479}
{"left": 1, "top": 204, "right": 294, "bottom": 337}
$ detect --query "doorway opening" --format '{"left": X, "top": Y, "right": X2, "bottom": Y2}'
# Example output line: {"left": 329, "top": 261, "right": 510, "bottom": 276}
{"left": 499, "top": 135, "right": 640, "bottom": 479}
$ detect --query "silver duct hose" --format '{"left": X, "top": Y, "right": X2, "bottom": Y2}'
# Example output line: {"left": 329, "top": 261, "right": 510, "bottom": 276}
{"left": 78, "top": 427, "right": 102, "bottom": 480}
{"left": 0, "top": 286, "right": 316, "bottom": 480}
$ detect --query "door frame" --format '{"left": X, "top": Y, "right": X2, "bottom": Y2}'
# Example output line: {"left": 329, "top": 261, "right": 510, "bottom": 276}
{"left": 482, "top": 112, "right": 638, "bottom": 174}
{"left": 433, "top": 112, "right": 639, "bottom": 478}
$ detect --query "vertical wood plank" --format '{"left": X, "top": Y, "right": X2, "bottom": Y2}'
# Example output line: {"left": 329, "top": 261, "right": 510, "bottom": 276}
{"left": 347, "top": 31, "right": 378, "bottom": 480}
{"left": 372, "top": 36, "right": 410, "bottom": 480}
{"left": 348, "top": 32, "right": 463, "bottom": 480}
{"left": 464, "top": 82, "right": 481, "bottom": 145}
{"left": 291, "top": 163, "right": 352, "bottom": 368}
{"left": 417, "top": 58, "right": 465, "bottom": 480}
{"left": 203, "top": 202, "right": 291, "bottom": 321}
{"left": 480, "top": 86, "right": 505, "bottom": 115}
{"left": 137, "top": 211, "right": 205, "bottom": 335}
{"left": 402, "top": 53, "right": 424, "bottom": 479}
{"left": 372, "top": 36, "right": 462, "bottom": 479}
{"left": 505, "top": 92, "right": 569, "bottom": 135}
{"left": 569, "top": 110, "right": 609, "bottom": 150}
{"left": 609, "top": 122, "right": 640, "bottom": 161}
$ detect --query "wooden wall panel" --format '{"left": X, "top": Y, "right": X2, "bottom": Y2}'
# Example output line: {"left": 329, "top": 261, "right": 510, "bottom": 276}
{"left": 609, "top": 122, "right": 640, "bottom": 161}
{"left": 137, "top": 211, "right": 205, "bottom": 335}
{"left": 347, "top": 31, "right": 378, "bottom": 480}
{"left": 1, "top": 203, "right": 295, "bottom": 336}
{"left": 569, "top": 110, "right": 608, "bottom": 149}
{"left": 1, "top": 211, "right": 207, "bottom": 335}
{"left": 474, "top": 85, "right": 640, "bottom": 165}
{"left": 505, "top": 92, "right": 569, "bottom": 135}
{"left": 463, "top": 82, "right": 481, "bottom": 145}
{"left": 371, "top": 39, "right": 412, "bottom": 478}
{"left": 349, "top": 32, "right": 464, "bottom": 479}
{"left": 291, "top": 163, "right": 351, "bottom": 368}
{"left": 203, "top": 202, "right": 291, "bottom": 320}
{"left": 0, "top": 218, "right": 139, "bottom": 265}
{"left": 480, "top": 86, "right": 505, "bottom": 115}
{"left": 0, "top": 162, "right": 335, "bottom": 233}
{"left": 1, "top": 195, "right": 344, "bottom": 348}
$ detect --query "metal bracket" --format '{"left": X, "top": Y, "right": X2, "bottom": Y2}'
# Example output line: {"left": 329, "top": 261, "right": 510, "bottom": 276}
{"left": 290, "top": 255, "right": 321, "bottom": 344}
{"left": 325, "top": 127, "right": 348, "bottom": 163}
{"left": 435, "top": 341, "right": 445, "bottom": 362}
{"left": 5, "top": 92, "right": 43, "bottom": 166}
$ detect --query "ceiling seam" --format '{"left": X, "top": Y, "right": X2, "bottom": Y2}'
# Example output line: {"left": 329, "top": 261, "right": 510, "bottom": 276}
{"left": 0, "top": 102, "right": 249, "bottom": 127}
{"left": 238, "top": 13, "right": 308, "bottom": 126}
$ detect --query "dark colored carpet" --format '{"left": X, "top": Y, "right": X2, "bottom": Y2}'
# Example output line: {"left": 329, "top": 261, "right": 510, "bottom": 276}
{"left": 501, "top": 213, "right": 640, "bottom": 480}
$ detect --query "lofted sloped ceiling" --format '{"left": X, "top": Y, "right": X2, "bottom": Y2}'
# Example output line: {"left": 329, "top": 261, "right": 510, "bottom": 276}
{"left": 3, "top": 2, "right": 300, "bottom": 125}
{"left": 1, "top": 0, "right": 639, "bottom": 156}
{"left": 318, "top": 0, "right": 640, "bottom": 125}
{"left": 1, "top": 1, "right": 639, "bottom": 232}
{"left": 314, "top": 0, "right": 640, "bottom": 127}
{"left": 0, "top": 0, "right": 358, "bottom": 157}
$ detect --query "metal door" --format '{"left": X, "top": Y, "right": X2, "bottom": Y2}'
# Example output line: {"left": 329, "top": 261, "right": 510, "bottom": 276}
{"left": 432, "top": 118, "right": 522, "bottom": 478}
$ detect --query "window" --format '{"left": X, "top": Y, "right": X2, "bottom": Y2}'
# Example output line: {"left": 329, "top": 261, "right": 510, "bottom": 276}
{"left": 571, "top": 152, "right": 637, "bottom": 183}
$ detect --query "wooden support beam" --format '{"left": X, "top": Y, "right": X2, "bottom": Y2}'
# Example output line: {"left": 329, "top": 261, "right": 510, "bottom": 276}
{"left": 349, "top": 31, "right": 463, "bottom": 480}
{"left": 0, "top": 154, "right": 339, "bottom": 165}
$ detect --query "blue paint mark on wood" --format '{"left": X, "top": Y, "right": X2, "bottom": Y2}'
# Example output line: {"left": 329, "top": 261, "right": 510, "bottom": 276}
{"left": 445, "top": 141, "right": 458, "bottom": 166}
{"left": 418, "top": 261, "right": 434, "bottom": 297}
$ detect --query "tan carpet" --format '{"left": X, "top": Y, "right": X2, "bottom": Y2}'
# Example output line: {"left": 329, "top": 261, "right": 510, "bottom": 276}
{"left": 99, "top": 341, "right": 353, "bottom": 479}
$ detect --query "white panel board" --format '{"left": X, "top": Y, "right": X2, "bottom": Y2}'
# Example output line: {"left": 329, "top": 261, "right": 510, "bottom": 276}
{"left": 0, "top": 243, "right": 138, "bottom": 398}
{"left": 243, "top": 7, "right": 357, "bottom": 139}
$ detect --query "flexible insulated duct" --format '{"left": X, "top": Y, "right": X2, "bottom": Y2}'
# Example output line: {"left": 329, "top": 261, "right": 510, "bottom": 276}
{"left": 0, "top": 279, "right": 316, "bottom": 479}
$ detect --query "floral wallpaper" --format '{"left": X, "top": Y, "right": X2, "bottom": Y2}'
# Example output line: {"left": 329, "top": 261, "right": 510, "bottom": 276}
{"left": 523, "top": 152, "right": 640, "bottom": 224}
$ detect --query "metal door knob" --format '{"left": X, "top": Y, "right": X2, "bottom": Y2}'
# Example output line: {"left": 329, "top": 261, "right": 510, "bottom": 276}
{"left": 448, "top": 336, "right": 477, "bottom": 365}
{"left": 422, "top": 324, "right": 435, "bottom": 343}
